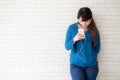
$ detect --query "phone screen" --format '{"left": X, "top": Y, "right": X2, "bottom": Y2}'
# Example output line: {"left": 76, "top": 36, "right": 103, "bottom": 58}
{"left": 78, "top": 29, "right": 84, "bottom": 35}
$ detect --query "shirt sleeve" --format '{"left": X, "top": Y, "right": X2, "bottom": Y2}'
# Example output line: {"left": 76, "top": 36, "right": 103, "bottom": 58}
{"left": 65, "top": 25, "right": 75, "bottom": 51}
{"left": 94, "top": 30, "right": 101, "bottom": 54}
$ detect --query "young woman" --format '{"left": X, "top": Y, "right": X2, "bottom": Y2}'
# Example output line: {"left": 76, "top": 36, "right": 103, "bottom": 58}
{"left": 65, "top": 7, "right": 100, "bottom": 80}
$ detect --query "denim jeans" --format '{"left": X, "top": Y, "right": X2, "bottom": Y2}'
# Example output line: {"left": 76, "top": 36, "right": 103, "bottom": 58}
{"left": 70, "top": 64, "right": 99, "bottom": 80}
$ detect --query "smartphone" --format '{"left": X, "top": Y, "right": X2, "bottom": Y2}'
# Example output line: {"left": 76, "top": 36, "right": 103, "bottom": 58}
{"left": 78, "top": 28, "right": 84, "bottom": 34}
{"left": 78, "top": 28, "right": 85, "bottom": 38}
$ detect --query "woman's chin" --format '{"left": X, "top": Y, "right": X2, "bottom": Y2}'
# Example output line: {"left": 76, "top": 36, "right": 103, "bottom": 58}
{"left": 83, "top": 26, "right": 87, "bottom": 29}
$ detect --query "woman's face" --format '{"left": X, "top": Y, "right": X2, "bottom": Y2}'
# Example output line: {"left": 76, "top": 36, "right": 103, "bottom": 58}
{"left": 79, "top": 17, "right": 92, "bottom": 29}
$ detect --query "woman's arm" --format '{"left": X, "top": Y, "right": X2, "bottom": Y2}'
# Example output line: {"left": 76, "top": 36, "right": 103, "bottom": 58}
{"left": 65, "top": 25, "right": 75, "bottom": 51}
{"left": 94, "top": 31, "right": 101, "bottom": 54}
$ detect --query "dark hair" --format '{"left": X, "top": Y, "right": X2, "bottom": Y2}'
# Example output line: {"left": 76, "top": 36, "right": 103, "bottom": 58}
{"left": 77, "top": 7, "right": 98, "bottom": 48}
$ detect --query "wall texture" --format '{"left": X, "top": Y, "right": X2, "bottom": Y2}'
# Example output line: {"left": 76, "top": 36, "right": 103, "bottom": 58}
{"left": 0, "top": 0, "right": 120, "bottom": 80}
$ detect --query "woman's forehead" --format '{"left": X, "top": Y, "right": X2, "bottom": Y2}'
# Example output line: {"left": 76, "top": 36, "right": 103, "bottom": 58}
{"left": 79, "top": 17, "right": 92, "bottom": 22}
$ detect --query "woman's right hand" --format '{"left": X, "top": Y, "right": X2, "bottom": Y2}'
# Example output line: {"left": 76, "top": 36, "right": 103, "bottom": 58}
{"left": 73, "top": 33, "right": 85, "bottom": 43}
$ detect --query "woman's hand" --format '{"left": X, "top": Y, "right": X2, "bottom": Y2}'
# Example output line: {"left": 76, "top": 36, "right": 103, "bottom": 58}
{"left": 73, "top": 33, "right": 85, "bottom": 43}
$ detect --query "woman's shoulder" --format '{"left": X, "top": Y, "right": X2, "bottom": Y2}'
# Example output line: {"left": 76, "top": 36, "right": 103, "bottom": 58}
{"left": 68, "top": 22, "right": 79, "bottom": 30}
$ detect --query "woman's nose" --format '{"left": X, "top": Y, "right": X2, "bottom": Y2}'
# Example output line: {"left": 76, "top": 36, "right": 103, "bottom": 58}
{"left": 82, "top": 22, "right": 86, "bottom": 26}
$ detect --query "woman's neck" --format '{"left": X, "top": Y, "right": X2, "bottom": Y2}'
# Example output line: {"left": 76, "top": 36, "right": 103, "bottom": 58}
{"left": 84, "top": 28, "right": 88, "bottom": 31}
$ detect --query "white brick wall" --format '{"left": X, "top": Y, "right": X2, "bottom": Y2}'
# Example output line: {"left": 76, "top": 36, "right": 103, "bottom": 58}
{"left": 0, "top": 0, "right": 120, "bottom": 80}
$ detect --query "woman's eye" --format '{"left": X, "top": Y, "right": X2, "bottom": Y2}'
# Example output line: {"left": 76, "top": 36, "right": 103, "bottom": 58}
{"left": 81, "top": 21, "right": 83, "bottom": 22}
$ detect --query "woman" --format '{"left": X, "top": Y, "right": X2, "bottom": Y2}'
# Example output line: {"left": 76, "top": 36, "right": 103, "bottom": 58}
{"left": 65, "top": 7, "right": 100, "bottom": 80}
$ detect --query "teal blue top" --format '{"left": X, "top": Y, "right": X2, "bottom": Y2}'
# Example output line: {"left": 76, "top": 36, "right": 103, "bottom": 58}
{"left": 65, "top": 22, "right": 100, "bottom": 66}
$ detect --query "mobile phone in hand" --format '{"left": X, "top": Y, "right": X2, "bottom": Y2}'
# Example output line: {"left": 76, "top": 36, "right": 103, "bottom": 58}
{"left": 78, "top": 28, "right": 85, "bottom": 38}
{"left": 78, "top": 29, "right": 84, "bottom": 34}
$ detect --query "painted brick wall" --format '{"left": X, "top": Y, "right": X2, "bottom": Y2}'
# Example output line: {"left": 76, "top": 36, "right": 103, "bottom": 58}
{"left": 0, "top": 0, "right": 120, "bottom": 80}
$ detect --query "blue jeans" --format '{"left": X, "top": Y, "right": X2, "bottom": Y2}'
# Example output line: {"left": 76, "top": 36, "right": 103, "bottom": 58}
{"left": 70, "top": 64, "right": 99, "bottom": 80}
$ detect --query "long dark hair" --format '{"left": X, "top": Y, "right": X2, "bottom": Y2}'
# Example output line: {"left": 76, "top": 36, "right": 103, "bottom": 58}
{"left": 77, "top": 7, "right": 98, "bottom": 48}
